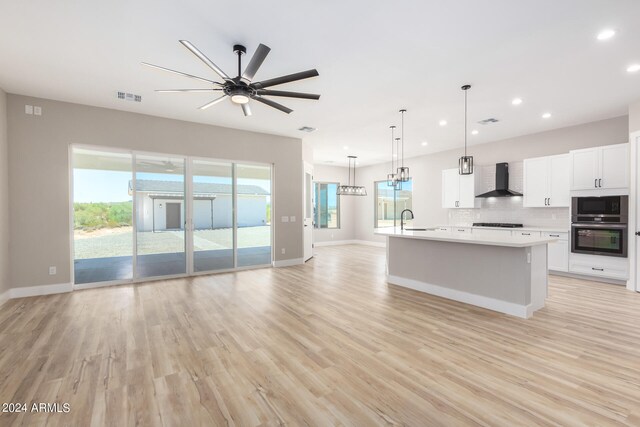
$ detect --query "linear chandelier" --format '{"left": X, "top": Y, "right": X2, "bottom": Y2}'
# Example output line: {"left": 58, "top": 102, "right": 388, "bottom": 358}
{"left": 337, "top": 155, "right": 367, "bottom": 196}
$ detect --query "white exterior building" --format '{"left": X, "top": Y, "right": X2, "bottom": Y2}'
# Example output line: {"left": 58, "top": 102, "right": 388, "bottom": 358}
{"left": 129, "top": 180, "right": 269, "bottom": 232}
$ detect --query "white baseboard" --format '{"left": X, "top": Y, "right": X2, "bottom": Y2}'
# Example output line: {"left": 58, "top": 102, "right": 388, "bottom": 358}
{"left": 10, "top": 282, "right": 73, "bottom": 299}
{"left": 273, "top": 258, "right": 304, "bottom": 267}
{"left": 314, "top": 240, "right": 386, "bottom": 248}
{"left": 387, "top": 274, "right": 532, "bottom": 319}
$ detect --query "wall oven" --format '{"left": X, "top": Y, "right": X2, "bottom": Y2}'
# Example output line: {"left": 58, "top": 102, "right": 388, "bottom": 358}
{"left": 571, "top": 195, "right": 628, "bottom": 258}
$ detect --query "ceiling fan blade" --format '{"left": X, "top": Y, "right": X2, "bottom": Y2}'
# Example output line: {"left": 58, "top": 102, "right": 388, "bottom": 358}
{"left": 141, "top": 62, "right": 220, "bottom": 85}
{"left": 156, "top": 89, "right": 223, "bottom": 93}
{"left": 253, "top": 96, "right": 293, "bottom": 114}
{"left": 179, "top": 40, "right": 232, "bottom": 81}
{"left": 252, "top": 69, "right": 319, "bottom": 89}
{"left": 241, "top": 44, "right": 271, "bottom": 83}
{"left": 241, "top": 103, "right": 252, "bottom": 117}
{"left": 255, "top": 89, "right": 320, "bottom": 100}
{"left": 198, "top": 95, "right": 228, "bottom": 110}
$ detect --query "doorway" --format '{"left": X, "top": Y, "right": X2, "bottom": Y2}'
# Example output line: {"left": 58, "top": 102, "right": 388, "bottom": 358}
{"left": 165, "top": 203, "right": 181, "bottom": 229}
{"left": 304, "top": 162, "right": 314, "bottom": 261}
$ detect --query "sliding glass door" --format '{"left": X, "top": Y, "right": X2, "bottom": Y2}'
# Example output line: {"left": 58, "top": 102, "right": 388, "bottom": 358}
{"left": 236, "top": 163, "right": 272, "bottom": 267}
{"left": 192, "top": 160, "right": 234, "bottom": 272}
{"left": 72, "top": 147, "right": 273, "bottom": 285}
{"left": 134, "top": 154, "right": 187, "bottom": 279}
{"left": 72, "top": 148, "right": 133, "bottom": 284}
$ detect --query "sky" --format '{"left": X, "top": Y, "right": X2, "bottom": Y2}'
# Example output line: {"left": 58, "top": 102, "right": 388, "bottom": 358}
{"left": 73, "top": 170, "right": 271, "bottom": 203}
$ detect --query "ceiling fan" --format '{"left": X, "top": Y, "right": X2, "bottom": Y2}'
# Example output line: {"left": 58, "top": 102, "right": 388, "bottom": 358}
{"left": 142, "top": 41, "right": 320, "bottom": 116}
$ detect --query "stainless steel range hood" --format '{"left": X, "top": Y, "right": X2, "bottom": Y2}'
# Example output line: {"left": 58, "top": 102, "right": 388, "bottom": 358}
{"left": 476, "top": 163, "right": 523, "bottom": 198}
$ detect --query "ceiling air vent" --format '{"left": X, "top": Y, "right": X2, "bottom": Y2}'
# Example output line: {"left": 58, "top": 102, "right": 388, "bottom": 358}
{"left": 478, "top": 118, "right": 499, "bottom": 125}
{"left": 117, "top": 91, "right": 142, "bottom": 102}
{"left": 298, "top": 126, "right": 317, "bottom": 133}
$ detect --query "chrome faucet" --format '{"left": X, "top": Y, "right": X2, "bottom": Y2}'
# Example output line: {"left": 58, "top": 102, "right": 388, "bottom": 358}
{"left": 400, "top": 209, "right": 414, "bottom": 230}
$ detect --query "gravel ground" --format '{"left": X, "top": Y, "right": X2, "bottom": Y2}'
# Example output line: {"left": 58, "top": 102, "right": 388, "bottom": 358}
{"left": 74, "top": 226, "right": 271, "bottom": 259}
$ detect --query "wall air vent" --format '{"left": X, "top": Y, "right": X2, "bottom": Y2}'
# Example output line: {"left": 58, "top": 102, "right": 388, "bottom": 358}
{"left": 478, "top": 118, "right": 499, "bottom": 125}
{"left": 117, "top": 91, "right": 142, "bottom": 102}
{"left": 298, "top": 126, "right": 317, "bottom": 133}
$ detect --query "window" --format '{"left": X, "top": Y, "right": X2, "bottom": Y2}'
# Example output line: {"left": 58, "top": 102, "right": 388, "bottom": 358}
{"left": 374, "top": 179, "right": 413, "bottom": 228}
{"left": 314, "top": 182, "right": 340, "bottom": 229}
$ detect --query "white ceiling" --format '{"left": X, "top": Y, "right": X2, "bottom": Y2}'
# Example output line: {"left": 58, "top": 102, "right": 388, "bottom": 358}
{"left": 1, "top": 0, "right": 639, "bottom": 166}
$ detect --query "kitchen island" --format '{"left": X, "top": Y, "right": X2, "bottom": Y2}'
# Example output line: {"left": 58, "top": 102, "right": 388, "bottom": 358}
{"left": 375, "top": 228, "right": 557, "bottom": 318}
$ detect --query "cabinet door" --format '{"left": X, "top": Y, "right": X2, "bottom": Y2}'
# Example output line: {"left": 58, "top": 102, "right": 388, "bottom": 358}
{"left": 570, "top": 148, "right": 599, "bottom": 190}
{"left": 600, "top": 144, "right": 629, "bottom": 190}
{"left": 458, "top": 173, "right": 477, "bottom": 208}
{"left": 523, "top": 157, "right": 549, "bottom": 207}
{"left": 548, "top": 154, "right": 570, "bottom": 207}
{"left": 547, "top": 240, "right": 569, "bottom": 272}
{"left": 442, "top": 169, "right": 459, "bottom": 208}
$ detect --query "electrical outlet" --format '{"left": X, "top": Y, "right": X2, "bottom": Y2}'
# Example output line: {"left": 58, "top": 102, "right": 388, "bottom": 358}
{"left": 49, "top": 266, "right": 56, "bottom": 275}
{"left": 25, "top": 105, "right": 33, "bottom": 115}
{"left": 34, "top": 106, "right": 42, "bottom": 116}
{"left": 281, "top": 216, "right": 289, "bottom": 223}
{"left": 281, "top": 248, "right": 286, "bottom": 255}
{"left": 290, "top": 216, "right": 296, "bottom": 222}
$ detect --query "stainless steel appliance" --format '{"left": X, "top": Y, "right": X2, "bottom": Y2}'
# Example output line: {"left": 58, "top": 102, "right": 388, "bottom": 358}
{"left": 571, "top": 196, "right": 628, "bottom": 258}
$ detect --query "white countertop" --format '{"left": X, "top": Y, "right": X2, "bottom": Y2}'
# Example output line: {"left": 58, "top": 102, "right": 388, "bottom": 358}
{"left": 375, "top": 227, "right": 557, "bottom": 248}
{"left": 442, "top": 225, "right": 570, "bottom": 233}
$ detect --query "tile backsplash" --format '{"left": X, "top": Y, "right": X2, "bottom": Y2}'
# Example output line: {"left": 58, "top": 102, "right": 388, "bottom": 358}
{"left": 447, "top": 161, "right": 570, "bottom": 229}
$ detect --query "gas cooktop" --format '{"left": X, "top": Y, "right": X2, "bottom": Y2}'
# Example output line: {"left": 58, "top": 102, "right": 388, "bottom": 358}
{"left": 472, "top": 222, "right": 524, "bottom": 228}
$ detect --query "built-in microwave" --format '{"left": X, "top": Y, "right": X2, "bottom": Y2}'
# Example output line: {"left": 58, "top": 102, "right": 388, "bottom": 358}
{"left": 571, "top": 195, "right": 628, "bottom": 223}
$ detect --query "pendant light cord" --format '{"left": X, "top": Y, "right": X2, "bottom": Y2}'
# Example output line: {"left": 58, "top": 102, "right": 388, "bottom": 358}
{"left": 400, "top": 110, "right": 406, "bottom": 168}
{"left": 464, "top": 89, "right": 468, "bottom": 157}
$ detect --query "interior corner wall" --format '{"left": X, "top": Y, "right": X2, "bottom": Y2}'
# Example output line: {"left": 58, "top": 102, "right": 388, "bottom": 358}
{"left": 0, "top": 88, "right": 9, "bottom": 298}
{"left": 630, "top": 100, "right": 640, "bottom": 133}
{"left": 353, "top": 115, "right": 630, "bottom": 243}
{"left": 7, "top": 94, "right": 304, "bottom": 289}
{"left": 312, "top": 164, "right": 356, "bottom": 243}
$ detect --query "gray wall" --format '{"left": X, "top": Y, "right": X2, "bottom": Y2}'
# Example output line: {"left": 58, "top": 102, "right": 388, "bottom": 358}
{"left": 0, "top": 89, "right": 9, "bottom": 296}
{"left": 631, "top": 100, "right": 640, "bottom": 133}
{"left": 349, "top": 115, "right": 629, "bottom": 243}
{"left": 312, "top": 164, "right": 356, "bottom": 243}
{"left": 7, "top": 94, "right": 304, "bottom": 288}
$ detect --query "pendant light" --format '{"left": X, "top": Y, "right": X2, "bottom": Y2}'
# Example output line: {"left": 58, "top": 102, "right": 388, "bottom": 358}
{"left": 397, "top": 109, "right": 410, "bottom": 182}
{"left": 387, "top": 125, "right": 398, "bottom": 187}
{"left": 458, "top": 84, "right": 474, "bottom": 175}
{"left": 337, "top": 155, "right": 367, "bottom": 196}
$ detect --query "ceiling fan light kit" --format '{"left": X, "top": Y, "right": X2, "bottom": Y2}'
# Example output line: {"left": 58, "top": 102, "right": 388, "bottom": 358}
{"left": 144, "top": 41, "right": 320, "bottom": 116}
{"left": 337, "top": 156, "right": 367, "bottom": 196}
{"left": 458, "top": 84, "right": 474, "bottom": 175}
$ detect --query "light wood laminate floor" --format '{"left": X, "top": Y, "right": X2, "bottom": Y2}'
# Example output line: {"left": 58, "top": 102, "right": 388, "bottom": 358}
{"left": 1, "top": 245, "right": 639, "bottom": 426}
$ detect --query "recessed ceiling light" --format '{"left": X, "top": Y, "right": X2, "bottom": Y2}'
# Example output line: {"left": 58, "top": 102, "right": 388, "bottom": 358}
{"left": 421, "top": 141, "right": 428, "bottom": 146}
{"left": 343, "top": 145, "right": 348, "bottom": 150}
{"left": 597, "top": 29, "right": 616, "bottom": 40}
{"left": 439, "top": 120, "right": 447, "bottom": 126}
{"left": 471, "top": 130, "right": 479, "bottom": 135}
{"left": 542, "top": 112, "right": 552, "bottom": 119}
{"left": 627, "top": 64, "right": 640, "bottom": 73}
{"left": 512, "top": 98, "right": 523, "bottom": 106}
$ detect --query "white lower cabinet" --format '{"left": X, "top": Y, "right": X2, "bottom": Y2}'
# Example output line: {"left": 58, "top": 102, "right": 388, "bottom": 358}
{"left": 434, "top": 226, "right": 451, "bottom": 233}
{"left": 569, "top": 253, "right": 628, "bottom": 280}
{"left": 514, "top": 231, "right": 542, "bottom": 238}
{"left": 543, "top": 232, "right": 568, "bottom": 272}
{"left": 472, "top": 228, "right": 512, "bottom": 237}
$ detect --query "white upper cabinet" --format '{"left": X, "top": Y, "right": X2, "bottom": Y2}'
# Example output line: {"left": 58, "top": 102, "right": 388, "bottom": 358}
{"left": 600, "top": 144, "right": 629, "bottom": 190}
{"left": 441, "top": 168, "right": 481, "bottom": 209}
{"left": 569, "top": 143, "right": 628, "bottom": 192}
{"left": 523, "top": 154, "right": 569, "bottom": 207}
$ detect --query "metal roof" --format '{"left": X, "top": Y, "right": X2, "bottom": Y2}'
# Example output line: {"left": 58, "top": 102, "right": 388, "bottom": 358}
{"left": 129, "top": 180, "right": 269, "bottom": 195}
